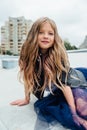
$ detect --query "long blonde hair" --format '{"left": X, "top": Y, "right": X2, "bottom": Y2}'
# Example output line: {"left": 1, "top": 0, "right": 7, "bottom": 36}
{"left": 19, "top": 17, "right": 70, "bottom": 97}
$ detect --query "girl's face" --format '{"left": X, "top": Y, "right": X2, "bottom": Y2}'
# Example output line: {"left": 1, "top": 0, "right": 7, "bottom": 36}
{"left": 37, "top": 22, "right": 54, "bottom": 53}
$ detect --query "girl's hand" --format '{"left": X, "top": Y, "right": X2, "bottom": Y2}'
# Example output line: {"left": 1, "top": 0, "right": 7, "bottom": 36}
{"left": 72, "top": 114, "right": 87, "bottom": 129}
{"left": 10, "top": 98, "right": 30, "bottom": 106}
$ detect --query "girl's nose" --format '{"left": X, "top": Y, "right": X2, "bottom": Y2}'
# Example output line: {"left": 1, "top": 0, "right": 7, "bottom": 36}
{"left": 43, "top": 33, "right": 48, "bottom": 38}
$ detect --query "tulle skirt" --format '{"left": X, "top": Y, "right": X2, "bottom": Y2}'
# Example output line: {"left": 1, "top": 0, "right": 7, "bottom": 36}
{"left": 34, "top": 87, "right": 87, "bottom": 130}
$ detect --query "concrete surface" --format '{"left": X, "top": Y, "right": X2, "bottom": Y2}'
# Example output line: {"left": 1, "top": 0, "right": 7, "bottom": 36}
{"left": 0, "top": 68, "right": 68, "bottom": 130}
{"left": 0, "top": 68, "right": 37, "bottom": 130}
{"left": 0, "top": 49, "right": 87, "bottom": 130}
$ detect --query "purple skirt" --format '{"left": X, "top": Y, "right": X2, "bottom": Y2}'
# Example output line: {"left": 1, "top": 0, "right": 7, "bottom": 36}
{"left": 34, "top": 87, "right": 87, "bottom": 130}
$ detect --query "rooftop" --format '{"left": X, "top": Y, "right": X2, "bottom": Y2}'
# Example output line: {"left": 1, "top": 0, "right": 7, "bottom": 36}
{"left": 0, "top": 51, "right": 87, "bottom": 130}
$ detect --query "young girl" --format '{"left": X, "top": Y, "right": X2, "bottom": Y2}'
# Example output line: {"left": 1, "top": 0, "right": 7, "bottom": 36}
{"left": 11, "top": 17, "right": 87, "bottom": 130}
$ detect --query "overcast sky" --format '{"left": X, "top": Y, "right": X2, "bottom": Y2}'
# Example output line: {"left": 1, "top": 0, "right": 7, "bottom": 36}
{"left": 0, "top": 0, "right": 87, "bottom": 47}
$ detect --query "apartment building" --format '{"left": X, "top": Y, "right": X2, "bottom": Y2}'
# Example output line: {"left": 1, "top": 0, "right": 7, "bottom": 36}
{"left": 1, "top": 16, "right": 32, "bottom": 55}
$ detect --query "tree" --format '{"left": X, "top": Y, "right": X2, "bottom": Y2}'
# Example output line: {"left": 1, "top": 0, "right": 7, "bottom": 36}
{"left": 0, "top": 46, "right": 1, "bottom": 54}
{"left": 64, "top": 40, "right": 78, "bottom": 50}
{"left": 5, "top": 50, "right": 13, "bottom": 55}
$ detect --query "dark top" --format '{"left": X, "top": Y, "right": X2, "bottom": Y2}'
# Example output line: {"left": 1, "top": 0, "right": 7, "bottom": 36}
{"left": 33, "top": 54, "right": 87, "bottom": 99}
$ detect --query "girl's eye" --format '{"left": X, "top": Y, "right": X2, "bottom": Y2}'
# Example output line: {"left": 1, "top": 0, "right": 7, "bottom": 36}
{"left": 49, "top": 32, "right": 54, "bottom": 35}
{"left": 39, "top": 32, "right": 43, "bottom": 34}
{"left": 39, "top": 31, "right": 54, "bottom": 35}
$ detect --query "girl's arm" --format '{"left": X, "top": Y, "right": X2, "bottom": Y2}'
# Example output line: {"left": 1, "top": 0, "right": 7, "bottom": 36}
{"left": 62, "top": 86, "right": 87, "bottom": 128}
{"left": 10, "top": 45, "right": 30, "bottom": 106}
{"left": 62, "top": 85, "right": 76, "bottom": 113}
{"left": 10, "top": 86, "right": 30, "bottom": 106}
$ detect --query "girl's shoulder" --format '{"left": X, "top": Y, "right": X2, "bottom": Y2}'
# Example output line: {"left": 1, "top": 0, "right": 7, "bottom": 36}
{"left": 67, "top": 67, "right": 87, "bottom": 88}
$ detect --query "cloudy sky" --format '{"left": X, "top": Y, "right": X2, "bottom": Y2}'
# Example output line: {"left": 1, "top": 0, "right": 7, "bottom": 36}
{"left": 0, "top": 0, "right": 87, "bottom": 47}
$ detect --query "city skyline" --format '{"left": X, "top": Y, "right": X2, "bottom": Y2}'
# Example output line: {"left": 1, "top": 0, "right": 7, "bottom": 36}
{"left": 0, "top": 0, "right": 87, "bottom": 47}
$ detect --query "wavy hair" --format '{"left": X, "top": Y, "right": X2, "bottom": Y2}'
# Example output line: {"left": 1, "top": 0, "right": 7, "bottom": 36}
{"left": 19, "top": 17, "right": 70, "bottom": 97}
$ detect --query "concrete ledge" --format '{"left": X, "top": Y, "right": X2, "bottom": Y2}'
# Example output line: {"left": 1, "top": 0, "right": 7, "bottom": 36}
{"left": 2, "top": 59, "right": 18, "bottom": 69}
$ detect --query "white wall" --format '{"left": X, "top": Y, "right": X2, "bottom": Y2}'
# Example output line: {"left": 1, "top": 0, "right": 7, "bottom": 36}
{"left": 68, "top": 52, "right": 87, "bottom": 68}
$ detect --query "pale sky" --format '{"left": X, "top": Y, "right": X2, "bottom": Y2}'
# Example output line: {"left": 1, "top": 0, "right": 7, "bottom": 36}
{"left": 0, "top": 0, "right": 87, "bottom": 47}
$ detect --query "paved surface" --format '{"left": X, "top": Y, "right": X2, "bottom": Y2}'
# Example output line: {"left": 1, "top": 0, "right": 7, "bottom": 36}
{"left": 0, "top": 68, "right": 37, "bottom": 130}
{"left": 0, "top": 51, "right": 87, "bottom": 130}
{"left": 0, "top": 68, "right": 69, "bottom": 130}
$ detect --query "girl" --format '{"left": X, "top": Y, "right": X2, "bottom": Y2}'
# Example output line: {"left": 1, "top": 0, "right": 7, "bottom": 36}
{"left": 11, "top": 17, "right": 87, "bottom": 130}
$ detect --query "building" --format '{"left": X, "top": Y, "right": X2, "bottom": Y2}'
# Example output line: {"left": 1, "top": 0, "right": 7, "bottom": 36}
{"left": 79, "top": 35, "right": 87, "bottom": 49}
{"left": 1, "top": 16, "right": 32, "bottom": 55}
